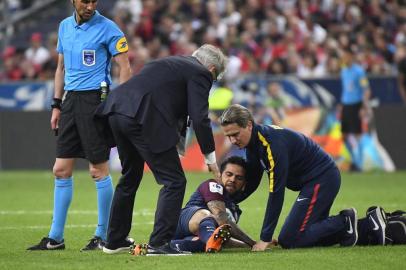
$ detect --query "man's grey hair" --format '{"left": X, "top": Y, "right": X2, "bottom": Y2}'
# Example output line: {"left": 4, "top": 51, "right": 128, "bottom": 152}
{"left": 192, "top": 44, "right": 227, "bottom": 79}
{"left": 220, "top": 104, "right": 254, "bottom": 128}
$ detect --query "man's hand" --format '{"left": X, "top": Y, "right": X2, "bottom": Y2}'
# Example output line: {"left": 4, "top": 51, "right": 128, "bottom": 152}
{"left": 207, "top": 163, "right": 220, "bottom": 182}
{"left": 51, "top": 109, "right": 61, "bottom": 132}
{"left": 252, "top": 240, "right": 271, "bottom": 251}
{"left": 359, "top": 104, "right": 371, "bottom": 120}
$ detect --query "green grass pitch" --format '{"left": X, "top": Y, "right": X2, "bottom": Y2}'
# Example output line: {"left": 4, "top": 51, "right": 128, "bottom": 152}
{"left": 0, "top": 170, "right": 405, "bottom": 269}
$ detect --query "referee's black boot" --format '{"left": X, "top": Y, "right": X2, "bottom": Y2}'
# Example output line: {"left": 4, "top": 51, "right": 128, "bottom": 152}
{"left": 80, "top": 236, "right": 105, "bottom": 251}
{"left": 27, "top": 237, "right": 65, "bottom": 251}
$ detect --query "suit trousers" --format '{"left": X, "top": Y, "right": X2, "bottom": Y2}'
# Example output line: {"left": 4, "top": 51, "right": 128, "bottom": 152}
{"left": 107, "top": 113, "right": 187, "bottom": 247}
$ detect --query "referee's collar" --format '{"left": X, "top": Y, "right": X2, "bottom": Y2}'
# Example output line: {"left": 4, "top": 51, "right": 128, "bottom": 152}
{"left": 71, "top": 10, "right": 99, "bottom": 31}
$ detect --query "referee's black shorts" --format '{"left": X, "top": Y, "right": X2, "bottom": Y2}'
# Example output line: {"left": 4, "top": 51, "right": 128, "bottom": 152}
{"left": 56, "top": 90, "right": 110, "bottom": 164}
{"left": 341, "top": 102, "right": 362, "bottom": 135}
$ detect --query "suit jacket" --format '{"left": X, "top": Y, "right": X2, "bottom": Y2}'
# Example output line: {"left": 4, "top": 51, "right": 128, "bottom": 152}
{"left": 95, "top": 55, "right": 215, "bottom": 154}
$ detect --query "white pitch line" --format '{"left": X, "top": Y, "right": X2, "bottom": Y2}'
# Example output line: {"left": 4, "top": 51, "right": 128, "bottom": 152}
{"left": 0, "top": 222, "right": 154, "bottom": 231}
{"left": 242, "top": 204, "right": 404, "bottom": 211}
{"left": 0, "top": 209, "right": 155, "bottom": 216}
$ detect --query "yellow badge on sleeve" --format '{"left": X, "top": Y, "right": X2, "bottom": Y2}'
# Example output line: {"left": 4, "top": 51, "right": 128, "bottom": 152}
{"left": 116, "top": 37, "right": 128, "bottom": 53}
{"left": 360, "top": 78, "right": 369, "bottom": 87}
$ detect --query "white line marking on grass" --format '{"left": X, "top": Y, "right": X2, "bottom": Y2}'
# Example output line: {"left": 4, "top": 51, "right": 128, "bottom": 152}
{"left": 0, "top": 222, "right": 154, "bottom": 231}
{"left": 0, "top": 209, "right": 155, "bottom": 216}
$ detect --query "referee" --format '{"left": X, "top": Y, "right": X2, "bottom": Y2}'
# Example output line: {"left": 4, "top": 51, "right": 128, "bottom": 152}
{"left": 28, "top": 0, "right": 131, "bottom": 251}
{"left": 338, "top": 48, "right": 371, "bottom": 172}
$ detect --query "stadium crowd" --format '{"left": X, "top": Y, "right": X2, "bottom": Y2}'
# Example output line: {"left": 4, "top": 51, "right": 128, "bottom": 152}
{"left": 1, "top": 0, "right": 406, "bottom": 83}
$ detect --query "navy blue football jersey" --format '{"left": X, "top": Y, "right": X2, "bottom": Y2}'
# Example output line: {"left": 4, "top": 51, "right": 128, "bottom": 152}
{"left": 240, "top": 123, "right": 337, "bottom": 241}
{"left": 184, "top": 179, "right": 241, "bottom": 222}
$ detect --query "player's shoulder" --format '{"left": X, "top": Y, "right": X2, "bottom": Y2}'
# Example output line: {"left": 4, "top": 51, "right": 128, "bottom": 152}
{"left": 198, "top": 179, "right": 224, "bottom": 195}
{"left": 198, "top": 179, "right": 219, "bottom": 189}
{"left": 59, "top": 15, "right": 73, "bottom": 28}
{"left": 353, "top": 64, "right": 366, "bottom": 74}
{"left": 96, "top": 12, "right": 122, "bottom": 30}
{"left": 354, "top": 64, "right": 363, "bottom": 71}
{"left": 266, "top": 124, "right": 284, "bottom": 131}
{"left": 165, "top": 55, "right": 204, "bottom": 70}
{"left": 257, "top": 124, "right": 285, "bottom": 138}
{"left": 173, "top": 55, "right": 210, "bottom": 76}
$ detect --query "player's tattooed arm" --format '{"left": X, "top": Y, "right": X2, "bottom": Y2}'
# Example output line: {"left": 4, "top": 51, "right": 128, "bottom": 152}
{"left": 207, "top": 200, "right": 229, "bottom": 224}
{"left": 207, "top": 200, "right": 256, "bottom": 247}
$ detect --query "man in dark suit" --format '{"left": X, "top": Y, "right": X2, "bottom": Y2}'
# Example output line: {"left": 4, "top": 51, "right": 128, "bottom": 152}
{"left": 98, "top": 44, "right": 227, "bottom": 255}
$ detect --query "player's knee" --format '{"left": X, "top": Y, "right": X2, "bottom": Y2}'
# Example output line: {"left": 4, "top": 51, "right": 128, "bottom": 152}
{"left": 278, "top": 233, "right": 295, "bottom": 249}
{"left": 199, "top": 212, "right": 215, "bottom": 222}
{"left": 52, "top": 164, "right": 72, "bottom": 179}
{"left": 89, "top": 167, "right": 106, "bottom": 180}
{"left": 89, "top": 162, "right": 109, "bottom": 180}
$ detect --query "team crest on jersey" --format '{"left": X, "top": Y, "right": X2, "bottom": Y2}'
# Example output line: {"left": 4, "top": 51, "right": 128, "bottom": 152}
{"left": 83, "top": 50, "right": 95, "bottom": 66}
{"left": 209, "top": 182, "right": 223, "bottom": 195}
{"left": 116, "top": 37, "right": 128, "bottom": 53}
{"left": 269, "top": 124, "right": 283, "bottom": 130}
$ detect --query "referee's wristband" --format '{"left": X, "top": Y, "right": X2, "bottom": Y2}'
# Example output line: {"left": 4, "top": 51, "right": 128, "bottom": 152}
{"left": 51, "top": 98, "right": 62, "bottom": 110}
{"left": 204, "top": 151, "right": 217, "bottom": 165}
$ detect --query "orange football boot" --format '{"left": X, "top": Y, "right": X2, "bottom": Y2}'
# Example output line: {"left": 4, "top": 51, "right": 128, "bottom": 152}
{"left": 131, "top": 243, "right": 148, "bottom": 256}
{"left": 205, "top": 224, "right": 231, "bottom": 253}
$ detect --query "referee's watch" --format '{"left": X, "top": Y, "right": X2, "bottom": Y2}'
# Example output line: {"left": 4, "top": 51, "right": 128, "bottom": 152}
{"left": 51, "top": 98, "right": 62, "bottom": 110}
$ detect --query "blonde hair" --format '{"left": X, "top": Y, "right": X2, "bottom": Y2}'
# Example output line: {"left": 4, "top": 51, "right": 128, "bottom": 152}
{"left": 220, "top": 104, "right": 254, "bottom": 128}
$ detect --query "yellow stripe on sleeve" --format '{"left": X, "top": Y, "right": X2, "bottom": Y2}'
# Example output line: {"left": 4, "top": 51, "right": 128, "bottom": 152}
{"left": 257, "top": 131, "right": 275, "bottom": 192}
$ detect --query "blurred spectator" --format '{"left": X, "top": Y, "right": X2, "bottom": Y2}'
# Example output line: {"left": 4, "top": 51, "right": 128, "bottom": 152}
{"left": 267, "top": 58, "right": 288, "bottom": 75}
{"left": 298, "top": 14, "right": 327, "bottom": 45}
{"left": 25, "top": 32, "right": 50, "bottom": 66}
{"left": 6, "top": 0, "right": 21, "bottom": 12}
{"left": 297, "top": 53, "right": 326, "bottom": 78}
{"left": 114, "top": 0, "right": 142, "bottom": 25}
{"left": 224, "top": 54, "right": 242, "bottom": 82}
{"left": 325, "top": 55, "right": 341, "bottom": 76}
{"left": 2, "top": 0, "right": 406, "bottom": 83}
{"left": 264, "top": 81, "right": 299, "bottom": 126}
{"left": 396, "top": 45, "right": 406, "bottom": 104}
{"left": 1, "top": 46, "right": 24, "bottom": 81}
{"left": 134, "top": 10, "right": 154, "bottom": 43}
{"left": 38, "top": 32, "right": 58, "bottom": 80}
{"left": 233, "top": 80, "right": 264, "bottom": 123}
{"left": 395, "top": 23, "right": 406, "bottom": 46}
{"left": 6, "top": 0, "right": 33, "bottom": 12}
